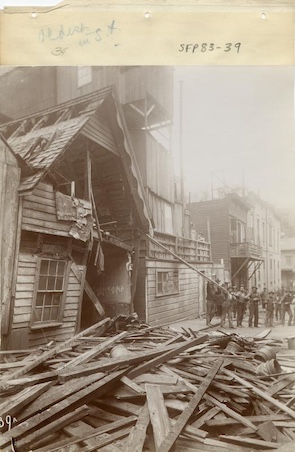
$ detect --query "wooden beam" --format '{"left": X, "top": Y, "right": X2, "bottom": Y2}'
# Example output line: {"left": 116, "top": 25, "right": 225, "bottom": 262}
{"left": 126, "top": 335, "right": 208, "bottom": 379}
{"left": 60, "top": 331, "right": 128, "bottom": 368}
{"left": 146, "top": 384, "right": 171, "bottom": 451}
{"left": 57, "top": 342, "right": 195, "bottom": 382}
{"left": 218, "top": 434, "right": 280, "bottom": 449}
{"left": 0, "top": 317, "right": 110, "bottom": 383}
{"left": 191, "top": 407, "right": 221, "bottom": 430}
{"left": 70, "top": 259, "right": 105, "bottom": 317}
{"left": 0, "top": 381, "right": 53, "bottom": 418}
{"left": 223, "top": 369, "right": 295, "bottom": 420}
{"left": 32, "top": 416, "right": 137, "bottom": 452}
{"left": 0, "top": 369, "right": 126, "bottom": 449}
{"left": 123, "top": 403, "right": 150, "bottom": 452}
{"left": 16, "top": 405, "right": 90, "bottom": 451}
{"left": 204, "top": 394, "right": 258, "bottom": 432}
{"left": 206, "top": 414, "right": 293, "bottom": 428}
{"left": 17, "top": 373, "right": 104, "bottom": 422}
{"left": 158, "top": 359, "right": 223, "bottom": 452}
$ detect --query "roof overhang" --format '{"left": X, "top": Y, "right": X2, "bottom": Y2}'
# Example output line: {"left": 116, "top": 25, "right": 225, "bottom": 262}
{"left": 0, "top": 86, "right": 152, "bottom": 232}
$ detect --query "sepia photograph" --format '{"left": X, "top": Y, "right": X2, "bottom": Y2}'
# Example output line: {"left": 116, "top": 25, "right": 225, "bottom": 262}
{"left": 0, "top": 65, "right": 295, "bottom": 451}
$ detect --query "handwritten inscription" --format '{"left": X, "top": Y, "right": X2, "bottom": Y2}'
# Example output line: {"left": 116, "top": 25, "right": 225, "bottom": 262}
{"left": 179, "top": 43, "right": 242, "bottom": 53}
{"left": 38, "top": 21, "right": 120, "bottom": 56}
{"left": 0, "top": 415, "right": 17, "bottom": 430}
{"left": 51, "top": 47, "right": 69, "bottom": 57}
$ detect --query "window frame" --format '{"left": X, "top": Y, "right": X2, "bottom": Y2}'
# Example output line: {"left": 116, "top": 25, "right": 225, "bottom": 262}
{"left": 156, "top": 269, "right": 179, "bottom": 297}
{"left": 30, "top": 257, "right": 70, "bottom": 329}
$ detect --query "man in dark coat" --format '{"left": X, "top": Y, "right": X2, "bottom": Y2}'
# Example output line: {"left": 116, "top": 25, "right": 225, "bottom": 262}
{"left": 247, "top": 286, "right": 261, "bottom": 327}
{"left": 206, "top": 282, "right": 216, "bottom": 326}
{"left": 281, "top": 291, "right": 294, "bottom": 326}
{"left": 236, "top": 285, "right": 248, "bottom": 327}
{"left": 265, "top": 291, "right": 275, "bottom": 327}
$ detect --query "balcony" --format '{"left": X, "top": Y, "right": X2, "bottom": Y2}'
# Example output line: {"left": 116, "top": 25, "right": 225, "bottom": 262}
{"left": 230, "top": 242, "right": 262, "bottom": 260}
{"left": 141, "top": 232, "right": 211, "bottom": 262}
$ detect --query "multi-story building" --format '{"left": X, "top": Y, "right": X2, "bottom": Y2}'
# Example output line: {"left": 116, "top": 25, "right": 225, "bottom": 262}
{"left": 190, "top": 193, "right": 263, "bottom": 288}
{"left": 190, "top": 191, "right": 281, "bottom": 291}
{"left": 278, "top": 207, "right": 295, "bottom": 291}
{"left": 281, "top": 237, "right": 295, "bottom": 290}
{"left": 0, "top": 67, "right": 217, "bottom": 349}
{"left": 246, "top": 193, "right": 281, "bottom": 292}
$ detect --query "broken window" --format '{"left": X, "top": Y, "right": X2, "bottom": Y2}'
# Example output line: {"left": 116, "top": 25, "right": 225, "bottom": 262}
{"left": 156, "top": 270, "right": 179, "bottom": 296}
{"left": 31, "top": 258, "right": 69, "bottom": 327}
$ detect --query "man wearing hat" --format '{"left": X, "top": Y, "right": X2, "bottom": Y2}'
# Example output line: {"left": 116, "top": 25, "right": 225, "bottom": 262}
{"left": 265, "top": 291, "right": 275, "bottom": 327}
{"left": 236, "top": 285, "right": 248, "bottom": 327}
{"left": 281, "top": 290, "right": 294, "bottom": 326}
{"left": 260, "top": 287, "right": 268, "bottom": 310}
{"left": 247, "top": 286, "right": 261, "bottom": 327}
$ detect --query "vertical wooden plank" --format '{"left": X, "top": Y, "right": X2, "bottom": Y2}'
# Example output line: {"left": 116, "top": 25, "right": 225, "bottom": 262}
{"left": 146, "top": 384, "right": 170, "bottom": 451}
{"left": 75, "top": 264, "right": 87, "bottom": 333}
{"left": 0, "top": 138, "right": 21, "bottom": 341}
{"left": 131, "top": 235, "right": 142, "bottom": 306}
{"left": 123, "top": 403, "right": 150, "bottom": 452}
{"left": 159, "top": 358, "right": 223, "bottom": 452}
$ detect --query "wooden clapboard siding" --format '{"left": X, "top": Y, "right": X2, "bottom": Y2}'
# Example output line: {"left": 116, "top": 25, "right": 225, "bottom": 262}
{"left": 190, "top": 199, "right": 230, "bottom": 271}
{"left": 21, "top": 182, "right": 71, "bottom": 237}
{"left": 144, "top": 262, "right": 199, "bottom": 326}
{"left": 11, "top": 252, "right": 85, "bottom": 348}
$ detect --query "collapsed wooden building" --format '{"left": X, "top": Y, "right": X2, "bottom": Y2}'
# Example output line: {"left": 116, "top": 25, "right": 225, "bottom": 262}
{"left": 0, "top": 87, "right": 154, "bottom": 350}
{"left": 0, "top": 67, "right": 221, "bottom": 351}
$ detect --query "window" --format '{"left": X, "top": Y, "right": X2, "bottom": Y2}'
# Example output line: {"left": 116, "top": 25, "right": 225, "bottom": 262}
{"left": 156, "top": 270, "right": 179, "bottom": 296}
{"left": 237, "top": 222, "right": 241, "bottom": 242}
{"left": 77, "top": 66, "right": 92, "bottom": 87}
{"left": 31, "top": 258, "right": 69, "bottom": 327}
{"left": 241, "top": 225, "right": 246, "bottom": 243}
{"left": 249, "top": 215, "right": 254, "bottom": 241}
{"left": 230, "top": 218, "right": 237, "bottom": 243}
{"left": 262, "top": 222, "right": 266, "bottom": 244}
{"left": 163, "top": 202, "right": 173, "bottom": 235}
{"left": 269, "top": 224, "right": 272, "bottom": 246}
{"left": 256, "top": 218, "right": 260, "bottom": 243}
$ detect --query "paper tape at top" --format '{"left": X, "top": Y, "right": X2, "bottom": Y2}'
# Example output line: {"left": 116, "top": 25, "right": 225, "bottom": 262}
{"left": 0, "top": 10, "right": 294, "bottom": 65}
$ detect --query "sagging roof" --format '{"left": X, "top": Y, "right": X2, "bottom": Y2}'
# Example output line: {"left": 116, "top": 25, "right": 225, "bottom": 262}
{"left": 0, "top": 86, "right": 152, "bottom": 231}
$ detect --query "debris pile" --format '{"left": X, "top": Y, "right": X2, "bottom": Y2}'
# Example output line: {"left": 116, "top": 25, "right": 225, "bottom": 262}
{"left": 1, "top": 317, "right": 295, "bottom": 452}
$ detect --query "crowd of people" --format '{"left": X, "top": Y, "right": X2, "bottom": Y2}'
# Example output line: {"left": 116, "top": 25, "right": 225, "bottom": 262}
{"left": 206, "top": 281, "right": 294, "bottom": 329}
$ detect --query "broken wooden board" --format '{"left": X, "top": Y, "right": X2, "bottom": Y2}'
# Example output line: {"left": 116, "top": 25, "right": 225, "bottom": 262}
{"left": 0, "top": 369, "right": 125, "bottom": 449}
{"left": 127, "top": 335, "right": 209, "bottom": 379}
{"left": 223, "top": 368, "right": 295, "bottom": 420}
{"left": 123, "top": 403, "right": 150, "bottom": 452}
{"left": 158, "top": 358, "right": 224, "bottom": 452}
{"left": 0, "top": 318, "right": 111, "bottom": 383}
{"left": 146, "top": 384, "right": 171, "bottom": 451}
